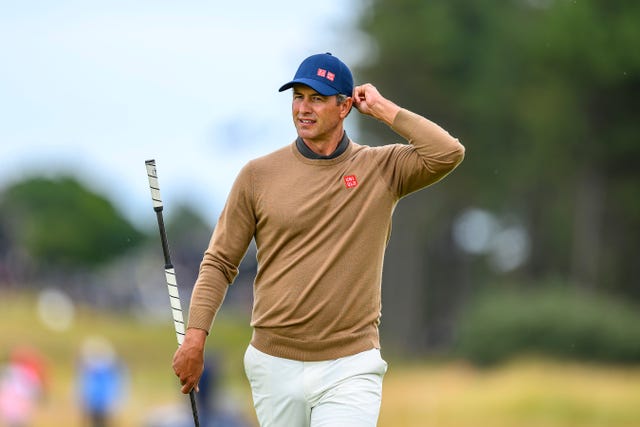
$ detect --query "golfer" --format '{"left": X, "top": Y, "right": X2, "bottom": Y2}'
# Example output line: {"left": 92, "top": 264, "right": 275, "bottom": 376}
{"left": 173, "top": 52, "right": 465, "bottom": 426}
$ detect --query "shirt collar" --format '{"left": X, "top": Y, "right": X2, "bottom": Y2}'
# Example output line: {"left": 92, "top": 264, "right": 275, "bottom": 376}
{"left": 296, "top": 132, "right": 349, "bottom": 160}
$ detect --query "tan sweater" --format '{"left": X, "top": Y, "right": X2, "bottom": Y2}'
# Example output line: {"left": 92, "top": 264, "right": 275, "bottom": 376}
{"left": 188, "top": 109, "right": 465, "bottom": 361}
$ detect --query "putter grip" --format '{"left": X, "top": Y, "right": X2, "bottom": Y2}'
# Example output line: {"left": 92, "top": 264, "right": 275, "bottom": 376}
{"left": 165, "top": 266, "right": 186, "bottom": 346}
{"left": 145, "top": 159, "right": 163, "bottom": 209}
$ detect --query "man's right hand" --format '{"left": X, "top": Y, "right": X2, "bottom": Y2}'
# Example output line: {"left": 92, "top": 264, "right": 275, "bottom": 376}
{"left": 172, "top": 328, "right": 207, "bottom": 394}
{"left": 352, "top": 83, "right": 401, "bottom": 126}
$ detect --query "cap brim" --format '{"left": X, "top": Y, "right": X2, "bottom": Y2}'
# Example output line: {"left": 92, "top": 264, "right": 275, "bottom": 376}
{"left": 278, "top": 78, "right": 339, "bottom": 96}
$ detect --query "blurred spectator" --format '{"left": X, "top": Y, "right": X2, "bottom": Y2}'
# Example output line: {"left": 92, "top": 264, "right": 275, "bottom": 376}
{"left": 0, "top": 346, "right": 47, "bottom": 427}
{"left": 77, "top": 336, "right": 127, "bottom": 427}
{"left": 196, "top": 355, "right": 220, "bottom": 426}
{"left": 144, "top": 352, "right": 250, "bottom": 427}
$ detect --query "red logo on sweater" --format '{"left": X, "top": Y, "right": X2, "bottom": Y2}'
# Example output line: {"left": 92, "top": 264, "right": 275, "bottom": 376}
{"left": 343, "top": 175, "right": 358, "bottom": 188}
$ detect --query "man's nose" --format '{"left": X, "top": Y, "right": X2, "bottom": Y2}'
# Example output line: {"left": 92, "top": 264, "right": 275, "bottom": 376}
{"left": 298, "top": 98, "right": 312, "bottom": 112}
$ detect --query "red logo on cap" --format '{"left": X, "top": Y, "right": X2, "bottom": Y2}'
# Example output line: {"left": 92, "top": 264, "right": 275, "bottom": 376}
{"left": 317, "top": 68, "right": 327, "bottom": 77}
{"left": 327, "top": 72, "right": 335, "bottom": 81}
{"left": 343, "top": 175, "right": 358, "bottom": 189}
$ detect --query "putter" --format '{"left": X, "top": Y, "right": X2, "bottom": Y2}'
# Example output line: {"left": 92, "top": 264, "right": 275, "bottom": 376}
{"left": 145, "top": 159, "right": 200, "bottom": 427}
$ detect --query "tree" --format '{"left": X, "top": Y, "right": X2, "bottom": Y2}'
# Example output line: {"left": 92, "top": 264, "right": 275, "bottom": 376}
{"left": 355, "top": 0, "right": 640, "bottom": 353}
{"left": 0, "top": 175, "right": 144, "bottom": 277}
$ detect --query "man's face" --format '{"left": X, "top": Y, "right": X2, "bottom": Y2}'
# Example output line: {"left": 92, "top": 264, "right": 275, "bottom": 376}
{"left": 291, "top": 85, "right": 351, "bottom": 145}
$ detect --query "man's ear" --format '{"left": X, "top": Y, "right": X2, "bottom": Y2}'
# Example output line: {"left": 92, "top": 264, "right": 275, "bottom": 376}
{"left": 340, "top": 97, "right": 354, "bottom": 118}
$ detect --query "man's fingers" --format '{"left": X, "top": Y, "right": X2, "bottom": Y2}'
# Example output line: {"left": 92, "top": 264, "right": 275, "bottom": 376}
{"left": 180, "top": 381, "right": 193, "bottom": 394}
{"left": 175, "top": 368, "right": 203, "bottom": 394}
{"left": 175, "top": 363, "right": 202, "bottom": 394}
{"left": 180, "top": 380, "right": 200, "bottom": 394}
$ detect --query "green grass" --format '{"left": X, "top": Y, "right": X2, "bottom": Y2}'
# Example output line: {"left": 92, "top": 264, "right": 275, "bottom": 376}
{"left": 0, "top": 290, "right": 255, "bottom": 426}
{"left": 380, "top": 359, "right": 640, "bottom": 427}
{"left": 2, "top": 291, "right": 640, "bottom": 427}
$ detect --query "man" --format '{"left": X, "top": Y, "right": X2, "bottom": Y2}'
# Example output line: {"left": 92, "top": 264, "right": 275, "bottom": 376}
{"left": 173, "top": 52, "right": 465, "bottom": 426}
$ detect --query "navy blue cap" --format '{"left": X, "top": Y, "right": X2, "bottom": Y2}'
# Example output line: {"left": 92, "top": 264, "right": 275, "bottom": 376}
{"left": 279, "top": 52, "right": 354, "bottom": 96}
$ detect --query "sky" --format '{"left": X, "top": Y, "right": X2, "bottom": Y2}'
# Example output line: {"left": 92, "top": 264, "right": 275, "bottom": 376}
{"left": 0, "top": 0, "right": 369, "bottom": 228}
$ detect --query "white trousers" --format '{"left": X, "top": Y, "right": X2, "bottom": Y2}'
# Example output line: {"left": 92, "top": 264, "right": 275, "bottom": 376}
{"left": 243, "top": 345, "right": 387, "bottom": 427}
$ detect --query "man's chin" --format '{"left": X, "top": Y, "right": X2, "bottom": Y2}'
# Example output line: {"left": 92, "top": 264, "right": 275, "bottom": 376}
{"left": 296, "top": 129, "right": 315, "bottom": 140}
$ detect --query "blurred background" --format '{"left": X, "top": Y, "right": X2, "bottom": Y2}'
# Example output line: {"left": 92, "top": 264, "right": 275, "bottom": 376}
{"left": 1, "top": 0, "right": 639, "bottom": 426}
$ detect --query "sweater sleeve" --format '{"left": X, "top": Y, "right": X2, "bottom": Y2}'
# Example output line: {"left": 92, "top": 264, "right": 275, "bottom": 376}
{"left": 382, "top": 108, "right": 465, "bottom": 198}
{"left": 187, "top": 162, "right": 257, "bottom": 332}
